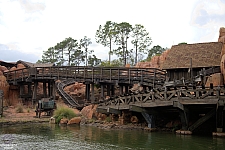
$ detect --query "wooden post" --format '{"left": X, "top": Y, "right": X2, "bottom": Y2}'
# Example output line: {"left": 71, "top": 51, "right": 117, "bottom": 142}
{"left": 119, "top": 85, "right": 123, "bottom": 95}
{"left": 216, "top": 106, "right": 224, "bottom": 132}
{"left": 32, "top": 81, "right": 38, "bottom": 106}
{"left": 107, "top": 84, "right": 111, "bottom": 97}
{"left": 179, "top": 108, "right": 189, "bottom": 130}
{"left": 48, "top": 80, "right": 51, "bottom": 97}
{"left": 43, "top": 81, "right": 47, "bottom": 98}
{"left": 101, "top": 84, "right": 104, "bottom": 100}
{"left": 91, "top": 83, "right": 95, "bottom": 103}
{"left": 19, "top": 84, "right": 24, "bottom": 98}
{"left": 85, "top": 84, "right": 90, "bottom": 102}
{"left": 125, "top": 86, "right": 129, "bottom": 94}
{"left": 111, "top": 85, "right": 115, "bottom": 96}
{"left": 52, "top": 80, "right": 56, "bottom": 100}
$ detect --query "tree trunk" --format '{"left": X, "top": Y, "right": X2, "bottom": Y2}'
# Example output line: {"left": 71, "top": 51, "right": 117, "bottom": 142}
{"left": 109, "top": 38, "right": 111, "bottom": 65}
{"left": 135, "top": 41, "right": 138, "bottom": 65}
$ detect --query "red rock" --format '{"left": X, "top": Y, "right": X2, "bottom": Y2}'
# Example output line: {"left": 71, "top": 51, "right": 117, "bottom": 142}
{"left": 0, "top": 65, "right": 8, "bottom": 72}
{"left": 135, "top": 49, "right": 170, "bottom": 69}
{"left": 219, "top": 27, "right": 225, "bottom": 38}
{"left": 205, "top": 73, "right": 224, "bottom": 87}
{"left": 60, "top": 118, "right": 69, "bottom": 124}
{"left": 17, "top": 63, "right": 26, "bottom": 69}
{"left": 81, "top": 105, "right": 94, "bottom": 119}
{"left": 130, "top": 116, "right": 138, "bottom": 123}
{"left": 67, "top": 117, "right": 81, "bottom": 125}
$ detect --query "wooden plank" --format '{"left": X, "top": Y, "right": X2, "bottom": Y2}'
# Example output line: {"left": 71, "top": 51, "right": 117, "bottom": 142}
{"left": 134, "top": 101, "right": 173, "bottom": 107}
{"left": 179, "top": 99, "right": 218, "bottom": 105}
{"left": 129, "top": 105, "right": 157, "bottom": 114}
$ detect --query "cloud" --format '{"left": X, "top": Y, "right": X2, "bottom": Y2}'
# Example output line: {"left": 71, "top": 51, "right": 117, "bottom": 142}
{"left": 0, "top": 44, "right": 39, "bottom": 63}
{"left": 18, "top": 0, "right": 45, "bottom": 13}
{"left": 191, "top": 0, "right": 225, "bottom": 26}
{"left": 190, "top": 0, "right": 225, "bottom": 42}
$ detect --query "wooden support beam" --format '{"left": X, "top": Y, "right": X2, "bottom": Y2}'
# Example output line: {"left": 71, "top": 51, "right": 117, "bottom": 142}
{"left": 188, "top": 108, "right": 216, "bottom": 131}
{"left": 100, "top": 84, "right": 104, "bottom": 100}
{"left": 43, "top": 81, "right": 47, "bottom": 98}
{"left": 91, "top": 83, "right": 95, "bottom": 103}
{"left": 173, "top": 101, "right": 184, "bottom": 110}
{"left": 129, "top": 105, "right": 157, "bottom": 114}
{"left": 142, "top": 112, "right": 155, "bottom": 128}
{"left": 96, "top": 107, "right": 109, "bottom": 114}
{"left": 96, "top": 107, "right": 121, "bottom": 115}
{"left": 32, "top": 81, "right": 38, "bottom": 106}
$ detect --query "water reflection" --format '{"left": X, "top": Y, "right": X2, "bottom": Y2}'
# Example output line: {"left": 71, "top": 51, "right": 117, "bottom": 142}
{"left": 0, "top": 124, "right": 225, "bottom": 150}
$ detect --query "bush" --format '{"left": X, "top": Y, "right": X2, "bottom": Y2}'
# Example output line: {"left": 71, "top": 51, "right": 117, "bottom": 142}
{"left": 54, "top": 107, "right": 77, "bottom": 124}
{"left": 16, "top": 105, "right": 24, "bottom": 113}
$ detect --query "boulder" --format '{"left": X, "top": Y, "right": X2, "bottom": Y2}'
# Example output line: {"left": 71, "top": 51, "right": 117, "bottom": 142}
{"left": 135, "top": 49, "right": 170, "bottom": 69}
{"left": 81, "top": 105, "right": 94, "bottom": 119}
{"left": 17, "top": 63, "right": 26, "bottom": 69}
{"left": 205, "top": 73, "right": 224, "bottom": 87}
{"left": 81, "top": 104, "right": 98, "bottom": 119}
{"left": 130, "top": 116, "right": 138, "bottom": 123}
{"left": 0, "top": 65, "right": 8, "bottom": 72}
{"left": 67, "top": 117, "right": 81, "bottom": 125}
{"left": 60, "top": 118, "right": 69, "bottom": 124}
{"left": 219, "top": 27, "right": 225, "bottom": 38}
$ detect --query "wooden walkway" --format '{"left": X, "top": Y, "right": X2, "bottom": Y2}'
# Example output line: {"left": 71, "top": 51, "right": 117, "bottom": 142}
{"left": 5, "top": 66, "right": 166, "bottom": 87}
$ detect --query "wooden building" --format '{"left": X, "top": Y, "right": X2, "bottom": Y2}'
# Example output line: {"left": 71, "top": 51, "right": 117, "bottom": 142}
{"left": 162, "top": 42, "right": 223, "bottom": 81}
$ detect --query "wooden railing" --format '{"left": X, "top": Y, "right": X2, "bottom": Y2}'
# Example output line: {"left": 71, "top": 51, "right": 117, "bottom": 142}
{"left": 4, "top": 66, "right": 166, "bottom": 87}
{"left": 101, "top": 86, "right": 225, "bottom": 107}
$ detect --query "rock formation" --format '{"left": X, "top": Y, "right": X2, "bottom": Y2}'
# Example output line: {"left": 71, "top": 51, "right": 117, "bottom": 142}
{"left": 135, "top": 49, "right": 170, "bottom": 69}
{"left": 219, "top": 27, "right": 225, "bottom": 57}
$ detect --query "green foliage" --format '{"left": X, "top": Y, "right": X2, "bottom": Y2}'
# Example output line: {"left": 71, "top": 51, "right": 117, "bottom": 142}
{"left": 146, "top": 45, "right": 166, "bottom": 60}
{"left": 105, "top": 116, "right": 112, "bottom": 122}
{"left": 113, "top": 22, "right": 133, "bottom": 66}
{"left": 95, "top": 21, "right": 116, "bottom": 64}
{"left": 54, "top": 107, "right": 77, "bottom": 124}
{"left": 80, "top": 36, "right": 93, "bottom": 66}
{"left": 88, "top": 55, "right": 101, "bottom": 66}
{"left": 38, "top": 36, "right": 100, "bottom": 66}
{"left": 100, "top": 59, "right": 123, "bottom": 67}
{"left": 131, "top": 24, "right": 152, "bottom": 64}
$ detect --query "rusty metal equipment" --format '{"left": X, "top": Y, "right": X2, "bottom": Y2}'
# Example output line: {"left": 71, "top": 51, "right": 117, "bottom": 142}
{"left": 35, "top": 97, "right": 57, "bottom": 118}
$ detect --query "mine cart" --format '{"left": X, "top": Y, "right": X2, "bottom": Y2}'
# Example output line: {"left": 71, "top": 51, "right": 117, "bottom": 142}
{"left": 35, "top": 97, "right": 57, "bottom": 118}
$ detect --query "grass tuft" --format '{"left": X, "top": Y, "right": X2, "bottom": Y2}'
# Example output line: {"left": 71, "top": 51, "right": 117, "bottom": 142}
{"left": 16, "top": 104, "right": 24, "bottom": 113}
{"left": 54, "top": 106, "right": 76, "bottom": 124}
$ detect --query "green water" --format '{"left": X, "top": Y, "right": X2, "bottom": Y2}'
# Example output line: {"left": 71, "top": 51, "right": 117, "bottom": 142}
{"left": 0, "top": 123, "right": 225, "bottom": 150}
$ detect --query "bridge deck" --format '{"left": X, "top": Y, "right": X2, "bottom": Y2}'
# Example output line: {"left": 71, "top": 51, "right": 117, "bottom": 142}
{"left": 4, "top": 66, "right": 166, "bottom": 87}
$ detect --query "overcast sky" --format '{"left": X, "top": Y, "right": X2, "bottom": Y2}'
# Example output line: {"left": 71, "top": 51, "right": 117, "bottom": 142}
{"left": 0, "top": 0, "right": 225, "bottom": 63}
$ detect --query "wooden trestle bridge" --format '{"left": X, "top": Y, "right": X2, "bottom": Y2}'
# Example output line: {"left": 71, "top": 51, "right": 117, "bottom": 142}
{"left": 4, "top": 66, "right": 225, "bottom": 132}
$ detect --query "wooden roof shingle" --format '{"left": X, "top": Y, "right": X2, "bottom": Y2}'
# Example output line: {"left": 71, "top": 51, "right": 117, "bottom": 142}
{"left": 162, "top": 42, "right": 223, "bottom": 69}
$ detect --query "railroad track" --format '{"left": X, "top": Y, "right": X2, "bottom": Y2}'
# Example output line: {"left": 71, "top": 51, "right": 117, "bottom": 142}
{"left": 56, "top": 79, "right": 83, "bottom": 109}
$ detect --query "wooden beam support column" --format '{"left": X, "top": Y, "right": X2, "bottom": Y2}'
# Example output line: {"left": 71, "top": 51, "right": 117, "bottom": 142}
{"left": 119, "top": 85, "right": 123, "bottom": 95}
{"left": 32, "top": 81, "right": 38, "bottom": 106}
{"left": 43, "top": 81, "right": 47, "bottom": 98}
{"left": 111, "top": 85, "right": 115, "bottom": 96}
{"left": 100, "top": 84, "right": 104, "bottom": 100}
{"left": 107, "top": 84, "right": 111, "bottom": 97}
{"left": 91, "top": 83, "right": 95, "bottom": 103}
{"left": 85, "top": 84, "right": 90, "bottom": 102}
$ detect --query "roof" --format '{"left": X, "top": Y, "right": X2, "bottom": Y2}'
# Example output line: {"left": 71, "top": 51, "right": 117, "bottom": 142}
{"left": 16, "top": 60, "right": 55, "bottom": 68}
{"left": 0, "top": 60, "right": 16, "bottom": 68}
{"left": 162, "top": 42, "right": 223, "bottom": 69}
